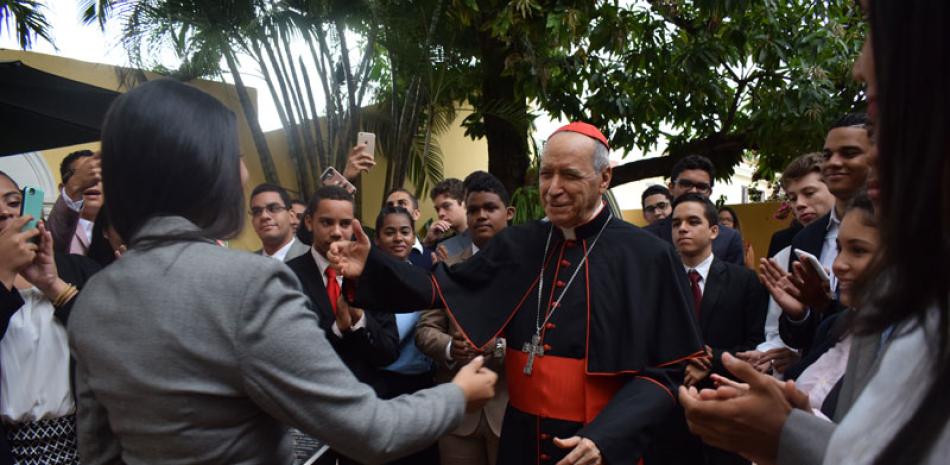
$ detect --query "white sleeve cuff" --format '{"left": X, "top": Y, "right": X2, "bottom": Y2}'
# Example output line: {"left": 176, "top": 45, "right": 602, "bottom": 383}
{"left": 332, "top": 312, "right": 367, "bottom": 337}
{"left": 786, "top": 309, "right": 812, "bottom": 324}
{"left": 61, "top": 187, "right": 84, "bottom": 212}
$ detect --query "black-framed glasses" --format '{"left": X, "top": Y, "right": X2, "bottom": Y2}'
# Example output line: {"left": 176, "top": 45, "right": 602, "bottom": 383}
{"left": 249, "top": 203, "right": 288, "bottom": 218}
{"left": 674, "top": 178, "right": 712, "bottom": 193}
{"left": 644, "top": 201, "right": 670, "bottom": 213}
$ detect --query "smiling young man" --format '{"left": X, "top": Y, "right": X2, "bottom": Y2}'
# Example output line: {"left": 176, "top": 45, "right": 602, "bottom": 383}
{"left": 249, "top": 183, "right": 310, "bottom": 262}
{"left": 332, "top": 122, "right": 702, "bottom": 465}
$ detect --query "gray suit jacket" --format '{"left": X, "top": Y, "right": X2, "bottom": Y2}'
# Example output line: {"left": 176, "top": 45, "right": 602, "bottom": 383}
{"left": 68, "top": 216, "right": 464, "bottom": 465}
{"left": 777, "top": 333, "right": 882, "bottom": 465}
{"left": 254, "top": 236, "right": 310, "bottom": 262}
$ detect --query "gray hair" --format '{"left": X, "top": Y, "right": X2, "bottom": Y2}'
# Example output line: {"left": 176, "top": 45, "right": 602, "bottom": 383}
{"left": 542, "top": 134, "right": 611, "bottom": 173}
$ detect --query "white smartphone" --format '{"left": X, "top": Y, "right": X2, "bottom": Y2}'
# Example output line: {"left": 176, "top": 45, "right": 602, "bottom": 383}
{"left": 794, "top": 248, "right": 831, "bottom": 284}
{"left": 357, "top": 132, "right": 376, "bottom": 160}
{"left": 320, "top": 167, "right": 357, "bottom": 194}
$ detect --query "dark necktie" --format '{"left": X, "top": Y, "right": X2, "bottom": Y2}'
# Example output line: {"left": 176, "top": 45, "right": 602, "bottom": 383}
{"left": 325, "top": 267, "right": 341, "bottom": 316}
{"left": 688, "top": 269, "right": 703, "bottom": 318}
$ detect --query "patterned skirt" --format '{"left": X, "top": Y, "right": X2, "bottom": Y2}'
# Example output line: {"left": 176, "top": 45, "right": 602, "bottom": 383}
{"left": 6, "top": 414, "right": 80, "bottom": 465}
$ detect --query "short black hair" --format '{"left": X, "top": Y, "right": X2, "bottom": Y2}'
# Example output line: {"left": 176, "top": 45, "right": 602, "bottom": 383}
{"left": 101, "top": 79, "right": 245, "bottom": 244}
{"left": 307, "top": 185, "right": 354, "bottom": 213}
{"left": 672, "top": 192, "right": 719, "bottom": 227}
{"left": 430, "top": 178, "right": 465, "bottom": 203}
{"left": 641, "top": 184, "right": 672, "bottom": 207}
{"left": 250, "top": 183, "right": 292, "bottom": 209}
{"left": 60, "top": 149, "right": 94, "bottom": 184}
{"left": 845, "top": 192, "right": 876, "bottom": 228}
{"left": 462, "top": 171, "right": 510, "bottom": 206}
{"left": 385, "top": 187, "right": 419, "bottom": 210}
{"left": 717, "top": 206, "right": 741, "bottom": 231}
{"left": 670, "top": 155, "right": 716, "bottom": 187}
{"left": 830, "top": 112, "right": 871, "bottom": 131}
{"left": 375, "top": 205, "right": 415, "bottom": 237}
{"left": 290, "top": 199, "right": 307, "bottom": 208}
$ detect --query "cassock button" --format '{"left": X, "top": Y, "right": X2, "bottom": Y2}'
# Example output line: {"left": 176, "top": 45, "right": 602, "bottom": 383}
{"left": 556, "top": 280, "right": 566, "bottom": 288}
{"left": 560, "top": 259, "right": 571, "bottom": 267}
{"left": 565, "top": 240, "right": 576, "bottom": 248}
{"left": 545, "top": 322, "right": 556, "bottom": 330}
{"left": 543, "top": 343, "right": 552, "bottom": 351}
{"left": 540, "top": 433, "right": 551, "bottom": 441}
{"left": 540, "top": 454, "right": 551, "bottom": 461}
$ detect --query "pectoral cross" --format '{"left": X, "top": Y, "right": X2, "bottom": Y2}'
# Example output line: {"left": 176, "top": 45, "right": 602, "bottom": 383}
{"left": 522, "top": 333, "right": 545, "bottom": 375}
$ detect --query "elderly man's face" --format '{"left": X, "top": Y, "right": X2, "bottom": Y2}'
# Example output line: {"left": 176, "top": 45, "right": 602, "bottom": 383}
{"left": 539, "top": 132, "right": 611, "bottom": 229}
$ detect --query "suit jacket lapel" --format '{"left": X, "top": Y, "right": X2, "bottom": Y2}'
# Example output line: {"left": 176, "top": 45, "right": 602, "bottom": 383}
{"left": 699, "top": 259, "right": 727, "bottom": 332}
{"left": 804, "top": 213, "right": 831, "bottom": 256}
{"left": 298, "top": 253, "right": 334, "bottom": 321}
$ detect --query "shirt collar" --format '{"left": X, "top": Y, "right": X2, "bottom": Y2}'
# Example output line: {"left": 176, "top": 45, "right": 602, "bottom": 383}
{"left": 264, "top": 237, "right": 296, "bottom": 261}
{"left": 471, "top": 242, "right": 480, "bottom": 255}
{"left": 558, "top": 201, "right": 608, "bottom": 240}
{"left": 310, "top": 246, "right": 332, "bottom": 276}
{"left": 685, "top": 253, "right": 715, "bottom": 282}
{"left": 827, "top": 207, "right": 842, "bottom": 232}
{"left": 412, "top": 236, "right": 424, "bottom": 254}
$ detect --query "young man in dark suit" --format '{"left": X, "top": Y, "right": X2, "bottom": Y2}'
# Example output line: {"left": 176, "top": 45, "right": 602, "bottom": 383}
{"left": 287, "top": 186, "right": 400, "bottom": 465}
{"left": 778, "top": 113, "right": 871, "bottom": 358}
{"left": 645, "top": 193, "right": 767, "bottom": 465}
{"left": 643, "top": 155, "right": 745, "bottom": 265}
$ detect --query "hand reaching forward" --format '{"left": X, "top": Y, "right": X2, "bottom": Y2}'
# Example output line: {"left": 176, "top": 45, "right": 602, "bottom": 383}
{"left": 451, "top": 356, "right": 497, "bottom": 413}
{"left": 327, "top": 220, "right": 371, "bottom": 279}
{"left": 554, "top": 436, "right": 602, "bottom": 465}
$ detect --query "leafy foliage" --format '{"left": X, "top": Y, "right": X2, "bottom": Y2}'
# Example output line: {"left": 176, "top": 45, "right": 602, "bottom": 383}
{"left": 0, "top": 0, "right": 53, "bottom": 49}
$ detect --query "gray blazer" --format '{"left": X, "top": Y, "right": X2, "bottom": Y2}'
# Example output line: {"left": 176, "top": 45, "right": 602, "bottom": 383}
{"left": 777, "top": 333, "right": 883, "bottom": 465}
{"left": 68, "top": 216, "right": 464, "bottom": 465}
{"left": 254, "top": 236, "right": 310, "bottom": 263}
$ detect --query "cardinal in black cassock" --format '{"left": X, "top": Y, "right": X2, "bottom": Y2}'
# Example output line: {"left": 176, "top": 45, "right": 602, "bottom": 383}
{"left": 340, "top": 123, "right": 704, "bottom": 465}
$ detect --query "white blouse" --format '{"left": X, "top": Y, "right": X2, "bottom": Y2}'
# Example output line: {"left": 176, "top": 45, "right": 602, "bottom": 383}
{"left": 0, "top": 287, "right": 74, "bottom": 423}
{"left": 823, "top": 311, "right": 950, "bottom": 464}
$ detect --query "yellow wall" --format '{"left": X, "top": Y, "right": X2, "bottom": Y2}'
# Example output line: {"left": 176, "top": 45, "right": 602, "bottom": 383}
{"left": 1, "top": 49, "right": 266, "bottom": 250}
{"left": 622, "top": 201, "right": 794, "bottom": 263}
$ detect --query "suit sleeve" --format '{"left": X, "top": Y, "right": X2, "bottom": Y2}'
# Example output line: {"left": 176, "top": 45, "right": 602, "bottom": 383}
{"left": 238, "top": 263, "right": 464, "bottom": 465}
{"left": 723, "top": 229, "right": 746, "bottom": 266}
{"left": 578, "top": 367, "right": 682, "bottom": 462}
{"left": 349, "top": 247, "right": 440, "bottom": 312}
{"left": 777, "top": 409, "right": 835, "bottom": 465}
{"left": 47, "top": 192, "right": 81, "bottom": 255}
{"left": 340, "top": 311, "right": 400, "bottom": 368}
{"left": 415, "top": 309, "right": 453, "bottom": 367}
{"left": 74, "top": 354, "right": 124, "bottom": 465}
{"left": 711, "top": 272, "right": 768, "bottom": 375}
{"left": 1, "top": 283, "right": 25, "bottom": 339}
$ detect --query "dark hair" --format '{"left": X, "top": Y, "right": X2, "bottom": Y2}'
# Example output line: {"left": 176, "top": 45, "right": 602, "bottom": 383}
{"left": 100, "top": 79, "right": 244, "bottom": 245}
{"left": 0, "top": 170, "right": 18, "bottom": 190}
{"left": 290, "top": 199, "right": 307, "bottom": 208}
{"left": 859, "top": 2, "right": 950, "bottom": 464}
{"left": 374, "top": 205, "right": 415, "bottom": 237}
{"left": 844, "top": 192, "right": 876, "bottom": 228}
{"left": 670, "top": 155, "right": 716, "bottom": 187}
{"left": 88, "top": 208, "right": 116, "bottom": 267}
{"left": 780, "top": 152, "right": 825, "bottom": 189}
{"left": 430, "top": 178, "right": 464, "bottom": 203}
{"left": 830, "top": 112, "right": 871, "bottom": 131}
{"left": 717, "top": 206, "right": 741, "bottom": 231}
{"left": 250, "top": 183, "right": 292, "bottom": 209}
{"left": 641, "top": 184, "right": 672, "bottom": 207}
{"left": 462, "top": 171, "right": 510, "bottom": 206}
{"left": 672, "top": 192, "right": 719, "bottom": 227}
{"left": 385, "top": 187, "right": 419, "bottom": 210}
{"left": 60, "top": 149, "right": 93, "bottom": 184}
{"left": 307, "top": 185, "right": 354, "bottom": 213}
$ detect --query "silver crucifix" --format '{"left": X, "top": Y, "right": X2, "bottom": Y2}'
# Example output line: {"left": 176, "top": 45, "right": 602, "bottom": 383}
{"left": 522, "top": 333, "right": 545, "bottom": 375}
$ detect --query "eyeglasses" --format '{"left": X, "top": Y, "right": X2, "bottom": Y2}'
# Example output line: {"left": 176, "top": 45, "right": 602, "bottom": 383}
{"left": 249, "top": 203, "right": 288, "bottom": 218}
{"left": 674, "top": 178, "right": 712, "bottom": 193}
{"left": 644, "top": 201, "right": 670, "bottom": 213}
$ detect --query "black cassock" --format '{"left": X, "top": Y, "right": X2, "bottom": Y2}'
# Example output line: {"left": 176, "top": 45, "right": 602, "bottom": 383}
{"left": 350, "top": 206, "right": 704, "bottom": 464}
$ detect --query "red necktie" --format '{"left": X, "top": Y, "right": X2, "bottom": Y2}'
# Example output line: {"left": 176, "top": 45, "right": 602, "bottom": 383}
{"left": 326, "top": 267, "right": 341, "bottom": 316}
{"left": 688, "top": 269, "right": 703, "bottom": 318}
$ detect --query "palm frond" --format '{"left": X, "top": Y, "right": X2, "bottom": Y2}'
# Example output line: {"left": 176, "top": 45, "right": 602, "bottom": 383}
{"left": 0, "top": 0, "right": 53, "bottom": 49}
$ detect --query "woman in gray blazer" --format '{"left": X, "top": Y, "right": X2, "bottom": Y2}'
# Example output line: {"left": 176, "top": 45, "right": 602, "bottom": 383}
{"left": 67, "top": 79, "right": 497, "bottom": 465}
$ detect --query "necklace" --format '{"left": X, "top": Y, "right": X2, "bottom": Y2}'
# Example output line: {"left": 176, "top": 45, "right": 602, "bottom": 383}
{"left": 522, "top": 212, "right": 612, "bottom": 375}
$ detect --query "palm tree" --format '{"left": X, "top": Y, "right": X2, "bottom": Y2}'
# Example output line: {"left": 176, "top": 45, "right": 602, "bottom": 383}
{"left": 0, "top": 0, "right": 53, "bottom": 49}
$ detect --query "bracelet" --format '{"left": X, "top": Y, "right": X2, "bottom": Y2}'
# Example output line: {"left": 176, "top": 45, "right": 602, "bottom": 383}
{"left": 52, "top": 284, "right": 79, "bottom": 307}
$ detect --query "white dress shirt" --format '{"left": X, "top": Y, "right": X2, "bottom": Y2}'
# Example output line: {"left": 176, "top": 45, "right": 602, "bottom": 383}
{"left": 263, "top": 237, "right": 297, "bottom": 262}
{"left": 0, "top": 287, "right": 74, "bottom": 423}
{"left": 819, "top": 207, "right": 841, "bottom": 291}
{"left": 310, "top": 247, "right": 366, "bottom": 336}
{"left": 757, "top": 247, "right": 794, "bottom": 352}
{"left": 684, "top": 252, "right": 714, "bottom": 294}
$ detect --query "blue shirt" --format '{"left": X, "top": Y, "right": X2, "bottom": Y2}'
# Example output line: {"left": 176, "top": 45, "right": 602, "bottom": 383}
{"left": 383, "top": 311, "right": 433, "bottom": 375}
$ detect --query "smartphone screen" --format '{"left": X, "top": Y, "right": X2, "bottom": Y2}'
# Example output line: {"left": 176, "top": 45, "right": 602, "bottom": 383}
{"left": 19, "top": 186, "right": 44, "bottom": 232}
